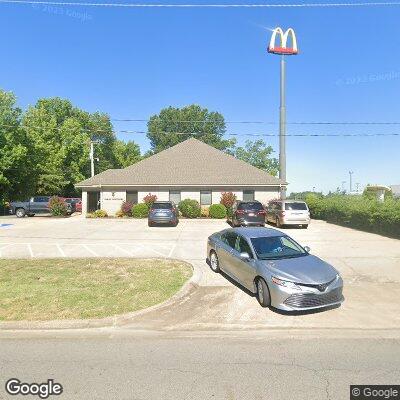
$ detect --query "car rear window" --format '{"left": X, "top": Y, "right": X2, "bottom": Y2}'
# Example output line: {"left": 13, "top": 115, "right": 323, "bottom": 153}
{"left": 152, "top": 203, "right": 173, "bottom": 209}
{"left": 237, "top": 202, "right": 264, "bottom": 211}
{"left": 66, "top": 199, "right": 79, "bottom": 204}
{"left": 285, "top": 202, "right": 308, "bottom": 211}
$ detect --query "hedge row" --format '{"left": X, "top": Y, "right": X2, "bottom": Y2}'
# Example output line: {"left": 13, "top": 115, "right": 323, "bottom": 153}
{"left": 116, "top": 199, "right": 229, "bottom": 219}
{"left": 305, "top": 194, "right": 400, "bottom": 238}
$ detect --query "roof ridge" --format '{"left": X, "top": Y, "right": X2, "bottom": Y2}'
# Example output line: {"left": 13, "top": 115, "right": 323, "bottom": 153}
{"left": 76, "top": 137, "right": 287, "bottom": 187}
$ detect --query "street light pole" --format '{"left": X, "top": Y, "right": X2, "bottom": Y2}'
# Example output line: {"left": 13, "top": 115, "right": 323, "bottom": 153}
{"left": 279, "top": 55, "right": 287, "bottom": 199}
{"left": 349, "top": 171, "right": 354, "bottom": 193}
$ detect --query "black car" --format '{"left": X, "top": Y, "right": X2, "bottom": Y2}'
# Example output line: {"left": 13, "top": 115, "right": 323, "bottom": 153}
{"left": 229, "top": 200, "right": 266, "bottom": 227}
{"left": 148, "top": 201, "right": 179, "bottom": 227}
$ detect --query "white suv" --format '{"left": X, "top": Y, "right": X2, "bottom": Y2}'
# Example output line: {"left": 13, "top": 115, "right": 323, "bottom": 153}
{"left": 266, "top": 200, "right": 310, "bottom": 229}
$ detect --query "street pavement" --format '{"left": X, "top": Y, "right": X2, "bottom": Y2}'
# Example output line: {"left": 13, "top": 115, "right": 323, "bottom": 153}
{"left": 0, "top": 331, "right": 399, "bottom": 400}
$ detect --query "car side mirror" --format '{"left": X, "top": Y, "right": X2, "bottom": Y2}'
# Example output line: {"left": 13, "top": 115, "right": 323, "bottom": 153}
{"left": 304, "top": 246, "right": 311, "bottom": 253}
{"left": 240, "top": 252, "right": 251, "bottom": 260}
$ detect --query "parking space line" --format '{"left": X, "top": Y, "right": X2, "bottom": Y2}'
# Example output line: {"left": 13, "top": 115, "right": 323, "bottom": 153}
{"left": 0, "top": 244, "right": 12, "bottom": 257}
{"left": 56, "top": 244, "right": 66, "bottom": 257}
{"left": 27, "top": 244, "right": 34, "bottom": 258}
{"left": 82, "top": 244, "right": 98, "bottom": 256}
{"left": 113, "top": 244, "right": 134, "bottom": 257}
{"left": 137, "top": 243, "right": 168, "bottom": 258}
{"left": 168, "top": 243, "right": 177, "bottom": 258}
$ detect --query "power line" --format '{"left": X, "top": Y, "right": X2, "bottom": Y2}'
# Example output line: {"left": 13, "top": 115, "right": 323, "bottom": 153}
{"left": 119, "top": 130, "right": 400, "bottom": 137}
{"left": 1, "top": 0, "right": 400, "bottom": 7}
{"left": 113, "top": 118, "right": 400, "bottom": 125}
{"left": 2, "top": 123, "right": 399, "bottom": 137}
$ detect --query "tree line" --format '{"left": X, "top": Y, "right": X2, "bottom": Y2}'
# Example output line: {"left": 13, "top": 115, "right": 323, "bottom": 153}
{"left": 0, "top": 89, "right": 278, "bottom": 203}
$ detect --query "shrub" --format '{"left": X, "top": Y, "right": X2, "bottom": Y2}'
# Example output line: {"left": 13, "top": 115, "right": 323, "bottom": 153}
{"left": 178, "top": 199, "right": 201, "bottom": 218}
{"left": 220, "top": 192, "right": 236, "bottom": 208}
{"left": 306, "top": 195, "right": 400, "bottom": 238}
{"left": 49, "top": 196, "right": 68, "bottom": 216}
{"left": 121, "top": 201, "right": 133, "bottom": 216}
{"left": 201, "top": 206, "right": 210, "bottom": 218}
{"left": 209, "top": 204, "right": 227, "bottom": 219}
{"left": 220, "top": 192, "right": 236, "bottom": 220}
{"left": 226, "top": 206, "right": 234, "bottom": 219}
{"left": 115, "top": 210, "right": 124, "bottom": 218}
{"left": 143, "top": 193, "right": 157, "bottom": 207}
{"left": 132, "top": 203, "right": 149, "bottom": 218}
{"left": 93, "top": 209, "right": 108, "bottom": 218}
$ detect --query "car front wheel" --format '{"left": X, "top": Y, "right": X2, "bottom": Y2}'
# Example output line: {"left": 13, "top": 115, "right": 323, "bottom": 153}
{"left": 209, "top": 251, "right": 220, "bottom": 273}
{"left": 256, "top": 278, "right": 271, "bottom": 307}
{"left": 16, "top": 208, "right": 26, "bottom": 218}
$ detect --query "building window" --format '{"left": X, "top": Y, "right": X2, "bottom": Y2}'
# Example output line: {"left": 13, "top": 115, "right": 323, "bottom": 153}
{"left": 243, "top": 190, "right": 255, "bottom": 202}
{"left": 200, "top": 190, "right": 212, "bottom": 205}
{"left": 126, "top": 191, "right": 138, "bottom": 204}
{"left": 169, "top": 190, "right": 181, "bottom": 205}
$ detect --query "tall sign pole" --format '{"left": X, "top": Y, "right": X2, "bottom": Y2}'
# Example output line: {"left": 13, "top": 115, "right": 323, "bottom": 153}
{"left": 279, "top": 54, "right": 287, "bottom": 198}
{"left": 268, "top": 27, "right": 298, "bottom": 200}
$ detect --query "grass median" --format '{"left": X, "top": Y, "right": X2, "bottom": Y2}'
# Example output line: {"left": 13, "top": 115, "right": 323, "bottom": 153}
{"left": 0, "top": 258, "right": 192, "bottom": 321}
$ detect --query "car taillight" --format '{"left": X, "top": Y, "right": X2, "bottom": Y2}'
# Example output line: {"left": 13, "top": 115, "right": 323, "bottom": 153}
{"left": 257, "top": 210, "right": 266, "bottom": 215}
{"left": 279, "top": 211, "right": 286, "bottom": 216}
{"left": 150, "top": 208, "right": 155, "bottom": 212}
{"left": 236, "top": 210, "right": 245, "bottom": 215}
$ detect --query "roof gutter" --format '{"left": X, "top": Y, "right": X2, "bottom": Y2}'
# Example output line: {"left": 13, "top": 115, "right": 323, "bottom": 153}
{"left": 75, "top": 183, "right": 287, "bottom": 188}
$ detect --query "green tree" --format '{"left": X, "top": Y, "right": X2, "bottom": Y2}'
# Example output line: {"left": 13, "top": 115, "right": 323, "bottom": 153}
{"left": 21, "top": 97, "right": 135, "bottom": 196}
{"left": 113, "top": 140, "right": 141, "bottom": 168}
{"left": 0, "top": 90, "right": 30, "bottom": 201}
{"left": 234, "top": 139, "right": 279, "bottom": 176}
{"left": 147, "top": 104, "right": 235, "bottom": 154}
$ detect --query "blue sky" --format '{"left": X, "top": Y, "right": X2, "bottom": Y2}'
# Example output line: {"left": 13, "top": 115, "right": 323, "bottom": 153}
{"left": 1, "top": 0, "right": 399, "bottom": 193}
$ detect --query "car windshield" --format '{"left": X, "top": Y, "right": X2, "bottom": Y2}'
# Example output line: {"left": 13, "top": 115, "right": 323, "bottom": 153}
{"left": 250, "top": 236, "right": 307, "bottom": 260}
{"left": 285, "top": 202, "right": 308, "bottom": 211}
{"left": 152, "top": 203, "right": 173, "bottom": 210}
{"left": 237, "top": 202, "right": 263, "bottom": 211}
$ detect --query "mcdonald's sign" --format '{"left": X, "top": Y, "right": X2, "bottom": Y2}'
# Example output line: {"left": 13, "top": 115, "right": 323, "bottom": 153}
{"left": 268, "top": 27, "right": 298, "bottom": 55}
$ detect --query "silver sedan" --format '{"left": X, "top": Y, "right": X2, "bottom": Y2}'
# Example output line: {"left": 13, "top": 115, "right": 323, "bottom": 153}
{"left": 207, "top": 227, "right": 344, "bottom": 311}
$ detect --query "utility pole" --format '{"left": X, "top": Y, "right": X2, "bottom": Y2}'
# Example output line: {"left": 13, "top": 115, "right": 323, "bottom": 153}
{"left": 355, "top": 182, "right": 360, "bottom": 193}
{"left": 341, "top": 181, "right": 346, "bottom": 192}
{"left": 267, "top": 27, "right": 298, "bottom": 200}
{"left": 349, "top": 171, "right": 354, "bottom": 193}
{"left": 89, "top": 141, "right": 99, "bottom": 177}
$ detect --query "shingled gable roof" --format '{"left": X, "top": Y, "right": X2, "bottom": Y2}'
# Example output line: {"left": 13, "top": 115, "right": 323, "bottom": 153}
{"left": 75, "top": 138, "right": 286, "bottom": 187}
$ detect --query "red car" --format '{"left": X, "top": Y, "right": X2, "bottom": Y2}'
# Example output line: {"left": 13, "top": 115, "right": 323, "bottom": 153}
{"left": 63, "top": 197, "right": 82, "bottom": 213}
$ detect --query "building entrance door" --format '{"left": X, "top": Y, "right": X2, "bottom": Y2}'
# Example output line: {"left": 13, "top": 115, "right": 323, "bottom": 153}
{"left": 87, "top": 192, "right": 100, "bottom": 212}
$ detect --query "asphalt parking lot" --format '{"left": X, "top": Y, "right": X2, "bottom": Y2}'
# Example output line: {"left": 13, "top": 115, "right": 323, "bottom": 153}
{"left": 1, "top": 215, "right": 400, "bottom": 332}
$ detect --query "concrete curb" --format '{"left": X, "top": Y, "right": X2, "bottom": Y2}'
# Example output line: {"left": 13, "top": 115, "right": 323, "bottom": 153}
{"left": 0, "top": 259, "right": 202, "bottom": 331}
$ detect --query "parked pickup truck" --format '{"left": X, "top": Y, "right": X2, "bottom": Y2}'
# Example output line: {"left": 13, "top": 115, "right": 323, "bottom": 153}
{"left": 9, "top": 196, "right": 74, "bottom": 218}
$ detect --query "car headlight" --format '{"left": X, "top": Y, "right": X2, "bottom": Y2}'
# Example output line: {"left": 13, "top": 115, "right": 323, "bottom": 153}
{"left": 271, "top": 276, "right": 301, "bottom": 290}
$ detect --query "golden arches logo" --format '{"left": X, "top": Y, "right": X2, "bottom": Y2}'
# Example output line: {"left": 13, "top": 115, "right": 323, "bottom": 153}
{"left": 268, "top": 27, "right": 298, "bottom": 55}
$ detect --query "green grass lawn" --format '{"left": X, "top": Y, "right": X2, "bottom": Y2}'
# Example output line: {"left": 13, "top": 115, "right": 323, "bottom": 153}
{"left": 0, "top": 258, "right": 192, "bottom": 321}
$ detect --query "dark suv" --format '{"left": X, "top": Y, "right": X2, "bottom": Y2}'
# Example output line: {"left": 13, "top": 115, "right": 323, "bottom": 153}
{"left": 229, "top": 200, "right": 266, "bottom": 227}
{"left": 148, "top": 201, "right": 179, "bottom": 227}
